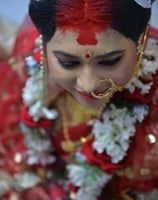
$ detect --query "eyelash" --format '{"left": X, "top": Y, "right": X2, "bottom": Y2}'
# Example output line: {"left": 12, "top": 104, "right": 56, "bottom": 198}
{"left": 57, "top": 55, "right": 123, "bottom": 68}
{"left": 98, "top": 55, "right": 123, "bottom": 66}
{"left": 58, "top": 59, "right": 80, "bottom": 68}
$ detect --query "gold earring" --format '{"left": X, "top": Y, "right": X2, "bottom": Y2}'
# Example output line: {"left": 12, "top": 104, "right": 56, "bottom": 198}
{"left": 39, "top": 35, "right": 49, "bottom": 105}
{"left": 91, "top": 78, "right": 123, "bottom": 100}
{"left": 134, "top": 25, "right": 149, "bottom": 77}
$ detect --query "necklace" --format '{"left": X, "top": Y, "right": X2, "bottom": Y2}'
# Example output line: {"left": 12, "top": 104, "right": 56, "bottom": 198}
{"left": 61, "top": 94, "right": 106, "bottom": 153}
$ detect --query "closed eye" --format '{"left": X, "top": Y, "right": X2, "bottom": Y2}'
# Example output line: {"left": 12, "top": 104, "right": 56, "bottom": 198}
{"left": 57, "top": 59, "right": 80, "bottom": 68}
{"left": 98, "top": 55, "right": 123, "bottom": 66}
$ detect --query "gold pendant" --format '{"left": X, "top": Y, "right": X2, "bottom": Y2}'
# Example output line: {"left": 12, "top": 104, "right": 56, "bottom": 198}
{"left": 61, "top": 140, "right": 76, "bottom": 153}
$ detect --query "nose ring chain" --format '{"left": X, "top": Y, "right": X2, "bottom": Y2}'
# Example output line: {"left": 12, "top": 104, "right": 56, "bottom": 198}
{"left": 91, "top": 78, "right": 123, "bottom": 100}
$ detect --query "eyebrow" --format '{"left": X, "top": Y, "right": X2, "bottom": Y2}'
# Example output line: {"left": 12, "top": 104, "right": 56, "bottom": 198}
{"left": 53, "top": 49, "right": 125, "bottom": 60}
{"left": 53, "top": 50, "right": 80, "bottom": 59}
{"left": 95, "top": 50, "right": 126, "bottom": 59}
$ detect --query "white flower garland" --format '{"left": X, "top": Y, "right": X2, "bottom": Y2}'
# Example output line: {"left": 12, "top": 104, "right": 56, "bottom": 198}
{"left": 125, "top": 38, "right": 158, "bottom": 94}
{"left": 67, "top": 104, "right": 148, "bottom": 200}
{"left": 21, "top": 36, "right": 158, "bottom": 200}
{"left": 140, "top": 38, "right": 158, "bottom": 76}
{"left": 66, "top": 37, "right": 158, "bottom": 200}
{"left": 92, "top": 104, "right": 148, "bottom": 163}
{"left": 21, "top": 123, "right": 56, "bottom": 166}
{"left": 67, "top": 160, "right": 112, "bottom": 200}
{"left": 23, "top": 56, "right": 58, "bottom": 122}
{"left": 0, "top": 170, "right": 41, "bottom": 195}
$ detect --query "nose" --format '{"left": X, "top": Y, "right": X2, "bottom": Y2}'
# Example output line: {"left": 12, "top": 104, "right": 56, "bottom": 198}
{"left": 76, "top": 66, "right": 99, "bottom": 93}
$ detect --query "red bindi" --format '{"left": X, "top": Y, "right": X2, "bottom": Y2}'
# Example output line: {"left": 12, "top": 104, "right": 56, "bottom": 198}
{"left": 85, "top": 53, "right": 91, "bottom": 59}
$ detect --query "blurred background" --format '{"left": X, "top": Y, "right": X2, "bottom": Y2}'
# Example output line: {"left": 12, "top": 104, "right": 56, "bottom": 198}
{"left": 0, "top": 0, "right": 30, "bottom": 25}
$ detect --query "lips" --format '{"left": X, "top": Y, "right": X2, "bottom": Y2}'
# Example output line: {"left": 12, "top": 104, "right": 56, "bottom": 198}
{"left": 77, "top": 87, "right": 110, "bottom": 101}
{"left": 78, "top": 91, "right": 96, "bottom": 100}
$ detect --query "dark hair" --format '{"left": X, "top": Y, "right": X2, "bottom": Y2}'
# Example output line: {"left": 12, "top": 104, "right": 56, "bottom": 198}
{"left": 29, "top": 0, "right": 151, "bottom": 43}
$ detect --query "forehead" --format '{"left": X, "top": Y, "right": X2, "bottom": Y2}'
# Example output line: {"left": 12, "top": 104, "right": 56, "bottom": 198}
{"left": 47, "top": 29, "right": 124, "bottom": 54}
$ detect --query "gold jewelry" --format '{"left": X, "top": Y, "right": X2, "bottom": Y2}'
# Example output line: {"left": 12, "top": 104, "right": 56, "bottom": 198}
{"left": 91, "top": 25, "right": 149, "bottom": 100}
{"left": 39, "top": 35, "right": 48, "bottom": 105}
{"left": 91, "top": 78, "right": 123, "bottom": 100}
{"left": 134, "top": 25, "right": 149, "bottom": 77}
{"left": 61, "top": 95, "right": 94, "bottom": 153}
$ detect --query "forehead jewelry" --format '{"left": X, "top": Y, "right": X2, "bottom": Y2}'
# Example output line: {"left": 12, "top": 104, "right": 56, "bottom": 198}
{"left": 91, "top": 78, "right": 123, "bottom": 100}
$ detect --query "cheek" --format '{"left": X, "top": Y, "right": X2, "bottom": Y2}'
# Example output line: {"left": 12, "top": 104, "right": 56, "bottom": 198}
{"left": 48, "top": 63, "right": 68, "bottom": 86}
{"left": 47, "top": 51, "right": 64, "bottom": 80}
{"left": 47, "top": 54, "right": 74, "bottom": 89}
{"left": 47, "top": 59, "right": 59, "bottom": 79}
{"left": 113, "top": 53, "right": 137, "bottom": 86}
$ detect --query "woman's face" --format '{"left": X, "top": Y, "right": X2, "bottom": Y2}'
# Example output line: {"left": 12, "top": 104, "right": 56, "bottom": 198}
{"left": 46, "top": 28, "right": 137, "bottom": 109}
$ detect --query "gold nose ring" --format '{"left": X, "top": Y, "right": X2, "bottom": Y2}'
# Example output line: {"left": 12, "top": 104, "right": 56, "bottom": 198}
{"left": 91, "top": 78, "right": 123, "bottom": 99}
